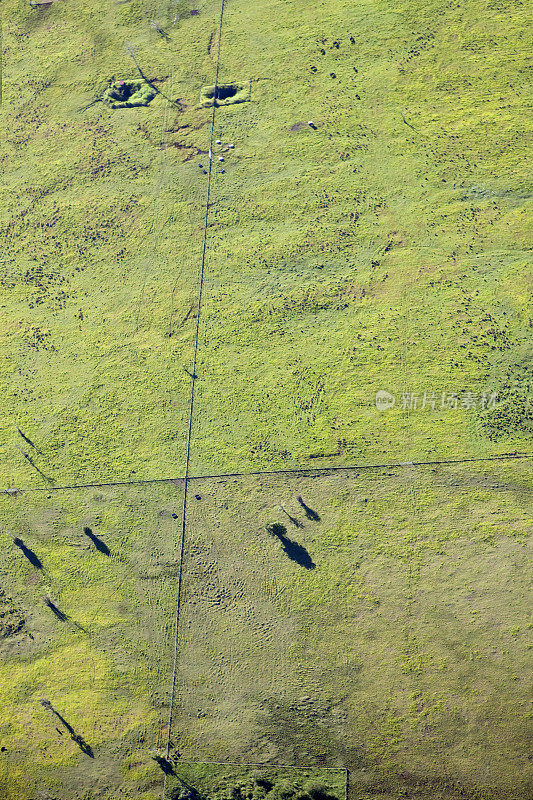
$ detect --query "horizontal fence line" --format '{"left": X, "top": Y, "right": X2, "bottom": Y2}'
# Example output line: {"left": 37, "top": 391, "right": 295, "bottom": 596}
{"left": 183, "top": 452, "right": 532, "bottom": 481}
{"left": 170, "top": 759, "right": 348, "bottom": 772}
{"left": 2, "top": 452, "right": 531, "bottom": 495}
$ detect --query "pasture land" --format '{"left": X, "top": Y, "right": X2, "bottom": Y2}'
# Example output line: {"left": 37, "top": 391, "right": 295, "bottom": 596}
{"left": 0, "top": 462, "right": 530, "bottom": 798}
{"left": 0, "top": 0, "right": 531, "bottom": 486}
{"left": 164, "top": 763, "right": 347, "bottom": 800}
{"left": 0, "top": 0, "right": 531, "bottom": 797}
{"left": 0, "top": 483, "right": 182, "bottom": 799}
{"left": 174, "top": 462, "right": 532, "bottom": 799}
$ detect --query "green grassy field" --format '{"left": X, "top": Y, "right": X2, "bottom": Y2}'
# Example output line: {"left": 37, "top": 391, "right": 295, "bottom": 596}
{"left": 0, "top": 0, "right": 531, "bottom": 797}
{"left": 0, "top": 483, "right": 182, "bottom": 798}
{"left": 191, "top": 0, "right": 531, "bottom": 474}
{"left": 0, "top": 462, "right": 530, "bottom": 798}
{"left": 0, "top": 0, "right": 531, "bottom": 485}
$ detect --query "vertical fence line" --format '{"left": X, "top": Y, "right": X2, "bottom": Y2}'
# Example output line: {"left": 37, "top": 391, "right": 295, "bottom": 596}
{"left": 163, "top": 0, "right": 227, "bottom": 786}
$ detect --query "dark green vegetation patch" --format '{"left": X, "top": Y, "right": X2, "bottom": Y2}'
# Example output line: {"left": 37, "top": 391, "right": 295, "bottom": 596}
{"left": 166, "top": 764, "right": 346, "bottom": 800}
{"left": 103, "top": 79, "right": 157, "bottom": 109}
{"left": 0, "top": 588, "right": 25, "bottom": 638}
{"left": 199, "top": 81, "right": 251, "bottom": 107}
{"left": 478, "top": 362, "right": 533, "bottom": 439}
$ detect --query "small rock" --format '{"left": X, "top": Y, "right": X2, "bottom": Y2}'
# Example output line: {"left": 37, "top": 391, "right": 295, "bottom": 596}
{"left": 215, "top": 139, "right": 221, "bottom": 144}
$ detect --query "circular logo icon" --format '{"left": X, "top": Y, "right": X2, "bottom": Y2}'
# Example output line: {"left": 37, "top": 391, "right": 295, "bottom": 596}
{"left": 375, "top": 390, "right": 395, "bottom": 411}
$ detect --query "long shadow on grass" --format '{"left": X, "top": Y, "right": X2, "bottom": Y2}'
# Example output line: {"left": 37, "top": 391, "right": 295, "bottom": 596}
{"left": 168, "top": 773, "right": 204, "bottom": 800}
{"left": 297, "top": 495, "right": 320, "bottom": 521}
{"left": 12, "top": 537, "right": 42, "bottom": 569}
{"left": 266, "top": 524, "right": 316, "bottom": 569}
{"left": 83, "top": 527, "right": 110, "bottom": 555}
{"left": 153, "top": 754, "right": 176, "bottom": 774}
{"left": 42, "top": 596, "right": 87, "bottom": 632}
{"left": 39, "top": 698, "right": 94, "bottom": 757}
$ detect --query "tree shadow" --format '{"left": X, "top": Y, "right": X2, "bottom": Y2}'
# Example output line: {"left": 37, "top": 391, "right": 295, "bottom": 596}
{"left": 279, "top": 505, "right": 304, "bottom": 528}
{"left": 83, "top": 527, "right": 110, "bottom": 555}
{"left": 16, "top": 448, "right": 55, "bottom": 485}
{"left": 297, "top": 495, "right": 320, "bottom": 521}
{"left": 39, "top": 699, "right": 94, "bottom": 757}
{"left": 266, "top": 524, "right": 316, "bottom": 569}
{"left": 12, "top": 537, "right": 42, "bottom": 569}
{"left": 169, "top": 774, "right": 204, "bottom": 800}
{"left": 153, "top": 754, "right": 175, "bottom": 774}
{"left": 42, "top": 596, "right": 87, "bottom": 632}
{"left": 42, "top": 596, "right": 68, "bottom": 621}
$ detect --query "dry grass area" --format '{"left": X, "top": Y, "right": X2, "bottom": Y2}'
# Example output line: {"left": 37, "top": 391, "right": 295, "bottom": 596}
{"left": 174, "top": 461, "right": 532, "bottom": 798}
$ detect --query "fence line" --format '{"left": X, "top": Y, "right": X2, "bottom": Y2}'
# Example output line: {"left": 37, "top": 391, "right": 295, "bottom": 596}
{"left": 4, "top": 453, "right": 531, "bottom": 496}
{"left": 163, "top": 0, "right": 227, "bottom": 783}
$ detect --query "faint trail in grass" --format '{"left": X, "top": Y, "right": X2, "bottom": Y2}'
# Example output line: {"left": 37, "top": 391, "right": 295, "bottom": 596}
{"left": 163, "top": 0, "right": 227, "bottom": 779}
{"left": 133, "top": 66, "right": 175, "bottom": 335}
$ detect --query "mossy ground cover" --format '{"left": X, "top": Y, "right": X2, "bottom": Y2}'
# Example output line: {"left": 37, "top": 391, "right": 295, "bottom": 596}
{"left": 0, "top": 483, "right": 183, "bottom": 798}
{"left": 0, "top": 0, "right": 226, "bottom": 487}
{"left": 174, "top": 461, "right": 532, "bottom": 799}
{"left": 199, "top": 81, "right": 251, "bottom": 107}
{"left": 0, "top": 0, "right": 531, "bottom": 797}
{"left": 165, "top": 763, "right": 347, "bottom": 800}
{"left": 190, "top": 0, "right": 531, "bottom": 474}
{"left": 0, "top": 0, "right": 530, "bottom": 488}
{"left": 103, "top": 79, "right": 157, "bottom": 109}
